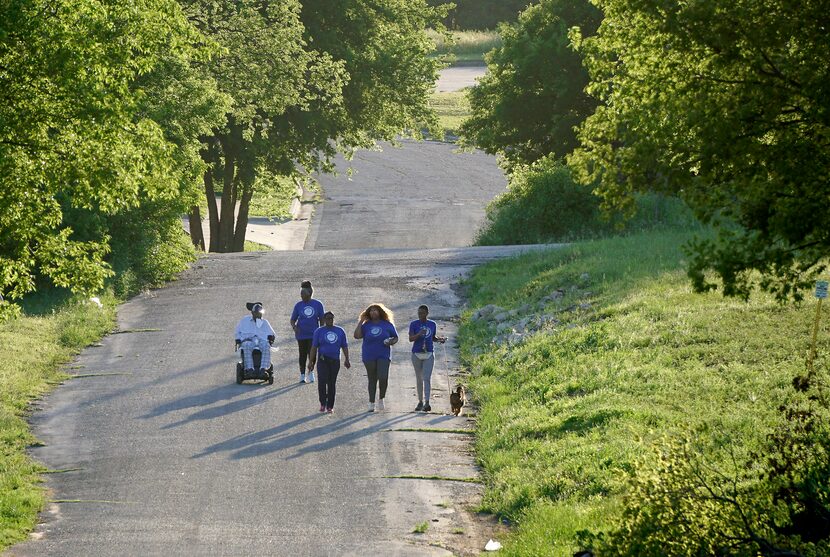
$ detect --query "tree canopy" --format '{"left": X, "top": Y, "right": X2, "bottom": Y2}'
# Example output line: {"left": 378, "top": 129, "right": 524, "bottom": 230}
{"left": 460, "top": 0, "right": 602, "bottom": 172}
{"left": 0, "top": 0, "right": 213, "bottom": 318}
{"left": 0, "top": 0, "right": 446, "bottom": 315}
{"left": 184, "top": 0, "right": 445, "bottom": 252}
{"left": 569, "top": 0, "right": 830, "bottom": 300}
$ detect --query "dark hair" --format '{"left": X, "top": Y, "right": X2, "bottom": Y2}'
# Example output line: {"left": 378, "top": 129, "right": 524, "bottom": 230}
{"left": 301, "top": 280, "right": 312, "bottom": 289}
{"left": 418, "top": 304, "right": 429, "bottom": 312}
{"left": 323, "top": 311, "right": 334, "bottom": 318}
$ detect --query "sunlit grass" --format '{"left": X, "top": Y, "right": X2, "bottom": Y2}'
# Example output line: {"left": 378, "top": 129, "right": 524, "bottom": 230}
{"left": 460, "top": 230, "right": 823, "bottom": 555}
{"left": 428, "top": 28, "right": 501, "bottom": 64}
{"left": 429, "top": 91, "right": 472, "bottom": 136}
{"left": 0, "top": 294, "right": 116, "bottom": 550}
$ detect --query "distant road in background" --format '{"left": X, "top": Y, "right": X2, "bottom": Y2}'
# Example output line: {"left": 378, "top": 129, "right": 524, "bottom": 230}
{"left": 306, "top": 139, "right": 505, "bottom": 250}
{"left": 436, "top": 66, "right": 487, "bottom": 92}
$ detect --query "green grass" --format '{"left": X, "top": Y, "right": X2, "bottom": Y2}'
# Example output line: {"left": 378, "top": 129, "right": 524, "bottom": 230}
{"left": 243, "top": 240, "right": 271, "bottom": 252}
{"left": 248, "top": 173, "right": 297, "bottom": 219}
{"left": 429, "top": 91, "right": 472, "bottom": 136}
{"left": 413, "top": 521, "right": 430, "bottom": 534}
{"left": 0, "top": 294, "right": 116, "bottom": 549}
{"left": 429, "top": 29, "right": 501, "bottom": 64}
{"left": 459, "top": 230, "right": 825, "bottom": 556}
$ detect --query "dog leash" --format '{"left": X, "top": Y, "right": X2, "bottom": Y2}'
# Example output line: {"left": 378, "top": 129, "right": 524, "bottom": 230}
{"left": 442, "top": 341, "right": 452, "bottom": 412}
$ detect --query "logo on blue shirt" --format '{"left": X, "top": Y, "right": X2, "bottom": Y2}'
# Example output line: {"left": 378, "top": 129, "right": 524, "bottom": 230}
{"left": 325, "top": 331, "right": 338, "bottom": 343}
{"left": 303, "top": 306, "right": 316, "bottom": 317}
{"left": 369, "top": 326, "right": 382, "bottom": 336}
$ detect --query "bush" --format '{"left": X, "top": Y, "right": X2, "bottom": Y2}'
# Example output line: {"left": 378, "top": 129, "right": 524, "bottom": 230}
{"left": 108, "top": 201, "right": 196, "bottom": 298}
{"left": 475, "top": 156, "right": 697, "bottom": 246}
{"left": 584, "top": 369, "right": 830, "bottom": 557}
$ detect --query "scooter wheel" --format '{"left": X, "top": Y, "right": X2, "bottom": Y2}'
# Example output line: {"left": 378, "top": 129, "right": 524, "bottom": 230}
{"left": 267, "top": 371, "right": 274, "bottom": 385}
{"left": 236, "top": 364, "right": 243, "bottom": 385}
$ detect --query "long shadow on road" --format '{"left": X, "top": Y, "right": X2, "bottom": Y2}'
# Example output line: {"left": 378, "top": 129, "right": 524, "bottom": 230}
{"left": 191, "top": 412, "right": 416, "bottom": 461}
{"left": 152, "top": 383, "right": 305, "bottom": 429}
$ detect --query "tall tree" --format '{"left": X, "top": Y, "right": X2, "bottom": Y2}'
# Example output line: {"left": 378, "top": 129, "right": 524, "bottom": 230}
{"left": 184, "top": 0, "right": 446, "bottom": 252}
{"left": 181, "top": 0, "right": 346, "bottom": 252}
{"left": 460, "top": 0, "right": 602, "bottom": 172}
{"left": 569, "top": 0, "right": 830, "bottom": 300}
{"left": 0, "top": 0, "right": 209, "bottom": 317}
{"left": 299, "top": 0, "right": 445, "bottom": 151}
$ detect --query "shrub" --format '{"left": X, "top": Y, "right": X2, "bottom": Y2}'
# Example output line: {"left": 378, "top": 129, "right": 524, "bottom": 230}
{"left": 108, "top": 201, "right": 196, "bottom": 297}
{"left": 583, "top": 368, "right": 830, "bottom": 557}
{"left": 475, "top": 156, "right": 697, "bottom": 246}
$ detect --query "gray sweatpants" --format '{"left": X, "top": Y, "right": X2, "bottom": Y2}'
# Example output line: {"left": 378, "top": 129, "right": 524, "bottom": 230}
{"left": 411, "top": 353, "right": 435, "bottom": 403}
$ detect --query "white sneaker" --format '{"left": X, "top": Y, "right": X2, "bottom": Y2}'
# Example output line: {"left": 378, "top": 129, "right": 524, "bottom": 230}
{"left": 368, "top": 402, "right": 375, "bottom": 412}
{"left": 307, "top": 371, "right": 315, "bottom": 383}
{"left": 377, "top": 399, "right": 385, "bottom": 411}
{"left": 300, "top": 373, "right": 306, "bottom": 383}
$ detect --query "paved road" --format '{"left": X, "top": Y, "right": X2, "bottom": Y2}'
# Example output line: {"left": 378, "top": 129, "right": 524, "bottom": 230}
{"left": 13, "top": 246, "right": 539, "bottom": 556}
{"left": 11, "top": 138, "right": 537, "bottom": 555}
{"left": 307, "top": 140, "right": 505, "bottom": 250}
{"left": 436, "top": 66, "right": 487, "bottom": 93}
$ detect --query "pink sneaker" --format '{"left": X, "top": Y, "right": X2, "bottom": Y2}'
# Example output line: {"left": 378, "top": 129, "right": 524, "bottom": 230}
{"left": 319, "top": 404, "right": 326, "bottom": 412}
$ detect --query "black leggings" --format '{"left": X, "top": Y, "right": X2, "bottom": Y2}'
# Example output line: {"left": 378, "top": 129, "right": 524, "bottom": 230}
{"left": 364, "top": 359, "right": 391, "bottom": 403}
{"left": 297, "top": 338, "right": 312, "bottom": 372}
{"left": 317, "top": 356, "right": 341, "bottom": 409}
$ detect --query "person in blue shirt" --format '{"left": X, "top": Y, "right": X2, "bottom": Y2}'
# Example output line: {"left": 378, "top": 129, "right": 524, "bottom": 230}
{"left": 308, "top": 311, "right": 350, "bottom": 413}
{"left": 353, "top": 303, "right": 398, "bottom": 412}
{"left": 408, "top": 305, "right": 447, "bottom": 412}
{"left": 290, "top": 280, "right": 325, "bottom": 383}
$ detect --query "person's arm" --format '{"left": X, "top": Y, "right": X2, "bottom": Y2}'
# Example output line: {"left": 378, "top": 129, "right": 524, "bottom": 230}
{"left": 308, "top": 344, "right": 318, "bottom": 372}
{"left": 354, "top": 319, "right": 365, "bottom": 339}
{"left": 234, "top": 319, "right": 243, "bottom": 348}
{"left": 289, "top": 305, "right": 299, "bottom": 333}
{"left": 385, "top": 323, "right": 399, "bottom": 346}
{"left": 342, "top": 346, "right": 351, "bottom": 369}
{"left": 408, "top": 323, "right": 426, "bottom": 342}
{"left": 266, "top": 320, "right": 276, "bottom": 345}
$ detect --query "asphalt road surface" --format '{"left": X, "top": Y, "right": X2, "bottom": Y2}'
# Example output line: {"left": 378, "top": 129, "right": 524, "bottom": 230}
{"left": 435, "top": 66, "right": 487, "bottom": 93}
{"left": 11, "top": 141, "right": 538, "bottom": 556}
{"left": 307, "top": 140, "right": 505, "bottom": 250}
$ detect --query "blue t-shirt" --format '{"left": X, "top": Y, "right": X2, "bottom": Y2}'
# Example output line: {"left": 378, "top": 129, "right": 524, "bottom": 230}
{"left": 312, "top": 326, "right": 348, "bottom": 360}
{"left": 361, "top": 320, "right": 398, "bottom": 361}
{"left": 409, "top": 319, "right": 437, "bottom": 353}
{"left": 291, "top": 299, "right": 325, "bottom": 340}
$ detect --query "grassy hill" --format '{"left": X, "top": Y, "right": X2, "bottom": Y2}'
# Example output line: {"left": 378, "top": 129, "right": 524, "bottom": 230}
{"left": 458, "top": 230, "right": 826, "bottom": 555}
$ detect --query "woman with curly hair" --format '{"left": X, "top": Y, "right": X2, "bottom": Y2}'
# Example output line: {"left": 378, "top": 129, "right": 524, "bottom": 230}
{"left": 354, "top": 303, "right": 398, "bottom": 412}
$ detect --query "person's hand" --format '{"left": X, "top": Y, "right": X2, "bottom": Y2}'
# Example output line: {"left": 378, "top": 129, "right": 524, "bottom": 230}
{"left": 234, "top": 339, "right": 241, "bottom": 351}
{"left": 308, "top": 361, "right": 315, "bottom": 372}
{"left": 344, "top": 358, "right": 351, "bottom": 369}
{"left": 383, "top": 337, "right": 392, "bottom": 346}
{"left": 437, "top": 336, "right": 447, "bottom": 344}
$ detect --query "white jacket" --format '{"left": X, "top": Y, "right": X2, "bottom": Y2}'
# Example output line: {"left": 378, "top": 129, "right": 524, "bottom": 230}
{"left": 235, "top": 316, "right": 276, "bottom": 343}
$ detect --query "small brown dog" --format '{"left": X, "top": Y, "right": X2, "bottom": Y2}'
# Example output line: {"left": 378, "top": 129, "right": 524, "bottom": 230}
{"left": 450, "top": 385, "right": 466, "bottom": 416}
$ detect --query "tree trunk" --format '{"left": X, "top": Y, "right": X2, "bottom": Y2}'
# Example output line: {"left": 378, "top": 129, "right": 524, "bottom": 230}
{"left": 217, "top": 149, "right": 236, "bottom": 253}
{"left": 204, "top": 170, "right": 220, "bottom": 253}
{"left": 188, "top": 206, "right": 205, "bottom": 251}
{"left": 232, "top": 184, "right": 254, "bottom": 252}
